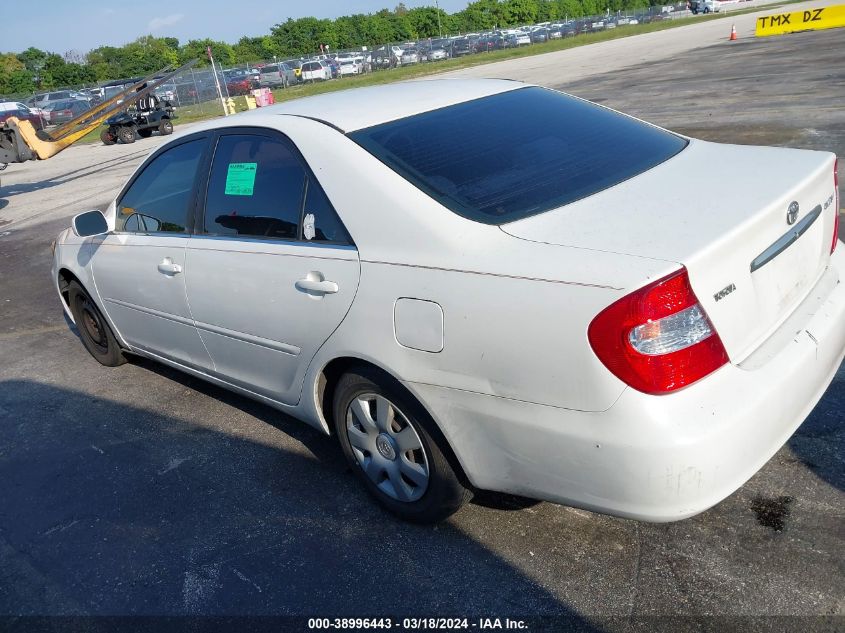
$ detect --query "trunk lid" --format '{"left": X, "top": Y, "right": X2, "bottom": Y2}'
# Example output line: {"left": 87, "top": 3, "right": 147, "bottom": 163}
{"left": 501, "top": 139, "right": 838, "bottom": 362}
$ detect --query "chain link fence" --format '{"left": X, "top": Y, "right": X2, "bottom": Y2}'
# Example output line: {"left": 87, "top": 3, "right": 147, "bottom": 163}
{"left": 2, "top": 1, "right": 753, "bottom": 128}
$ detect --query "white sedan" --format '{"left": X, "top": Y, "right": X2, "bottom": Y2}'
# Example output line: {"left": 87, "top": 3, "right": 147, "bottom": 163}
{"left": 300, "top": 60, "right": 331, "bottom": 81}
{"left": 337, "top": 57, "right": 361, "bottom": 76}
{"left": 51, "top": 80, "right": 845, "bottom": 523}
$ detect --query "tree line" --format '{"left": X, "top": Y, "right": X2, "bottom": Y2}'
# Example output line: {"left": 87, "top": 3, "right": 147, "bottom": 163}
{"left": 1, "top": 0, "right": 660, "bottom": 95}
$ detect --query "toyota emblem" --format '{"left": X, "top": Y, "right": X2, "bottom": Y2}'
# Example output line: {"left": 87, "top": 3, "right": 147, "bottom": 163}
{"left": 786, "top": 201, "right": 799, "bottom": 225}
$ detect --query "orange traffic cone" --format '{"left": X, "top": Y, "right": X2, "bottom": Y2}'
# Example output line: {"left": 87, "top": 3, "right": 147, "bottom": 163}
{"left": 729, "top": 24, "right": 738, "bottom": 40}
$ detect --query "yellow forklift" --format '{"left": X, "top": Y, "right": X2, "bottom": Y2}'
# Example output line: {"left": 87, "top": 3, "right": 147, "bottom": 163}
{"left": 0, "top": 61, "right": 197, "bottom": 174}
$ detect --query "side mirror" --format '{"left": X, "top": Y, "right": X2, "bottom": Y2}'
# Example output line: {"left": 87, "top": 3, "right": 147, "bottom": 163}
{"left": 72, "top": 210, "right": 109, "bottom": 237}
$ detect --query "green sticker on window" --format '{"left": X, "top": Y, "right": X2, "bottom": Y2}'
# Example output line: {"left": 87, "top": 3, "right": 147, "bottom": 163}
{"left": 224, "top": 162, "right": 258, "bottom": 196}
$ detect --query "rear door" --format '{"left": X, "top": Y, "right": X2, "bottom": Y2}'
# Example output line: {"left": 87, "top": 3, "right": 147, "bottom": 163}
{"left": 185, "top": 128, "right": 360, "bottom": 405}
{"left": 91, "top": 134, "right": 213, "bottom": 371}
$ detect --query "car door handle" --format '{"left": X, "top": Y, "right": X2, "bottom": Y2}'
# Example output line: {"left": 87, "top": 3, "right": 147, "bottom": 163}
{"left": 295, "top": 278, "right": 339, "bottom": 294}
{"left": 157, "top": 259, "right": 182, "bottom": 275}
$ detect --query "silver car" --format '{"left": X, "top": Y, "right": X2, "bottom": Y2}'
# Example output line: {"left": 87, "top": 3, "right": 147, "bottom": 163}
{"left": 259, "top": 63, "right": 295, "bottom": 89}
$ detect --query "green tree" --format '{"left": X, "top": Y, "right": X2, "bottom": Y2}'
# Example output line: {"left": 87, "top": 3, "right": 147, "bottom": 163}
{"left": 178, "top": 39, "right": 234, "bottom": 67}
{"left": 16, "top": 47, "right": 48, "bottom": 73}
{"left": 0, "top": 54, "right": 35, "bottom": 94}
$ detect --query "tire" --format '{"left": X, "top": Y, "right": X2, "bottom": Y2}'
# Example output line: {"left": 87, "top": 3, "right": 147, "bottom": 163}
{"left": 117, "top": 126, "right": 136, "bottom": 144}
{"left": 334, "top": 367, "right": 470, "bottom": 523}
{"left": 137, "top": 128, "right": 153, "bottom": 138}
{"left": 158, "top": 119, "right": 173, "bottom": 136}
{"left": 67, "top": 281, "right": 126, "bottom": 367}
{"left": 100, "top": 129, "right": 116, "bottom": 145}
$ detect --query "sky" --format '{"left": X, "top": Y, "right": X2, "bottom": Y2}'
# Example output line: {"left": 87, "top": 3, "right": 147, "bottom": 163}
{"left": 4, "top": 0, "right": 470, "bottom": 54}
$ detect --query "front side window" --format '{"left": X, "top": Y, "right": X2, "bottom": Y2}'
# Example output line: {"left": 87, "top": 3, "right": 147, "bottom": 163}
{"left": 117, "top": 138, "right": 204, "bottom": 233}
{"left": 204, "top": 134, "right": 305, "bottom": 240}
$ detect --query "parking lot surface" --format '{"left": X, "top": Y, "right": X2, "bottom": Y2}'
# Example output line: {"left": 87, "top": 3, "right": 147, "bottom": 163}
{"left": 0, "top": 20, "right": 843, "bottom": 630}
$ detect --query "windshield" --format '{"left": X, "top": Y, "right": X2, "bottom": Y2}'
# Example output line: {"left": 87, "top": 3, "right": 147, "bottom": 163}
{"left": 349, "top": 87, "right": 687, "bottom": 225}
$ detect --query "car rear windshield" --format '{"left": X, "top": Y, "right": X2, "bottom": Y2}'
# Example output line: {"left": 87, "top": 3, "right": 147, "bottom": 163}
{"left": 349, "top": 87, "right": 687, "bottom": 224}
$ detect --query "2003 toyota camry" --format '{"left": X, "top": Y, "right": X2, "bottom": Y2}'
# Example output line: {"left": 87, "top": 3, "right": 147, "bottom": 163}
{"left": 51, "top": 80, "right": 844, "bottom": 523}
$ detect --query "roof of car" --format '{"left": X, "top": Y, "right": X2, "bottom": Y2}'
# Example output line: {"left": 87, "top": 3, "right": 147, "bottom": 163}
{"left": 233, "top": 79, "right": 525, "bottom": 132}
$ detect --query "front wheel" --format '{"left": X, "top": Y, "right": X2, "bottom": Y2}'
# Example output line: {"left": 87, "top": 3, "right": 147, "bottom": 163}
{"left": 334, "top": 368, "right": 470, "bottom": 523}
{"left": 158, "top": 119, "right": 173, "bottom": 135}
{"left": 100, "top": 129, "right": 116, "bottom": 145}
{"left": 67, "top": 281, "right": 126, "bottom": 367}
{"left": 117, "top": 125, "right": 136, "bottom": 144}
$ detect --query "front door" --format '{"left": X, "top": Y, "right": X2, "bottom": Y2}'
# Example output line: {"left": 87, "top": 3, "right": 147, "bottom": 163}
{"left": 185, "top": 130, "right": 360, "bottom": 405}
{"left": 91, "top": 136, "right": 213, "bottom": 371}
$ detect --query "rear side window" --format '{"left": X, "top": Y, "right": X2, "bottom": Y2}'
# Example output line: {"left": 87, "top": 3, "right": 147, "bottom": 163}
{"left": 302, "top": 179, "right": 350, "bottom": 244}
{"left": 204, "top": 134, "right": 305, "bottom": 240}
{"left": 349, "top": 87, "right": 687, "bottom": 224}
{"left": 118, "top": 139, "right": 204, "bottom": 233}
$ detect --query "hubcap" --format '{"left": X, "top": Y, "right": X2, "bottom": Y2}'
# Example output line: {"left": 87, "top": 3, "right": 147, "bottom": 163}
{"left": 79, "top": 298, "right": 106, "bottom": 349}
{"left": 346, "top": 393, "right": 429, "bottom": 502}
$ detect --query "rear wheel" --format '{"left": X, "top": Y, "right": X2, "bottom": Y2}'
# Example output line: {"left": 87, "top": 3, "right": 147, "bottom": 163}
{"left": 158, "top": 119, "right": 173, "bottom": 135}
{"left": 117, "top": 125, "right": 136, "bottom": 144}
{"left": 334, "top": 368, "right": 469, "bottom": 523}
{"left": 67, "top": 281, "right": 126, "bottom": 367}
{"left": 100, "top": 129, "right": 116, "bottom": 145}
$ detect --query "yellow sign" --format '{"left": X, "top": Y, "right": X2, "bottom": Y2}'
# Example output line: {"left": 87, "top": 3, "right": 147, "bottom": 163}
{"left": 756, "top": 4, "right": 845, "bottom": 36}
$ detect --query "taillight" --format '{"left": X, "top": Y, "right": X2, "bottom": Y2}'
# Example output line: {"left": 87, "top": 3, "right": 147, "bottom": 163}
{"left": 588, "top": 268, "right": 729, "bottom": 395}
{"left": 833, "top": 158, "right": 840, "bottom": 254}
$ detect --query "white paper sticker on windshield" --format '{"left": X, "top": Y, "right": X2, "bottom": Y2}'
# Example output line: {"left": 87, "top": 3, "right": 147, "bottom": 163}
{"left": 303, "top": 213, "right": 316, "bottom": 240}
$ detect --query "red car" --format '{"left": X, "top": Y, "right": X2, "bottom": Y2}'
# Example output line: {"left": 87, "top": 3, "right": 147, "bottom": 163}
{"left": 0, "top": 101, "right": 45, "bottom": 130}
{"left": 226, "top": 77, "right": 252, "bottom": 96}
{"left": 224, "top": 70, "right": 256, "bottom": 96}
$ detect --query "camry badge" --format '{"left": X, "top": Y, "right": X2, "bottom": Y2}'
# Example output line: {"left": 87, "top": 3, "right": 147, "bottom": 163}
{"left": 786, "top": 201, "right": 799, "bottom": 225}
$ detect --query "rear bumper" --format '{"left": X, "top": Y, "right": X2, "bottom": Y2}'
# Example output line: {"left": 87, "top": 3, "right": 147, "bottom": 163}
{"left": 408, "top": 249, "right": 845, "bottom": 521}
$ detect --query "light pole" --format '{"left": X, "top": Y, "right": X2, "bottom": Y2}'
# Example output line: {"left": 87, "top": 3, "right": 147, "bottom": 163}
{"left": 435, "top": 0, "right": 443, "bottom": 37}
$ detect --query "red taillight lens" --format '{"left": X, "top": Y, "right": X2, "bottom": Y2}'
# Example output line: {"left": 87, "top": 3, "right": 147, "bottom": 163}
{"left": 832, "top": 158, "right": 840, "bottom": 254}
{"left": 588, "top": 268, "right": 729, "bottom": 395}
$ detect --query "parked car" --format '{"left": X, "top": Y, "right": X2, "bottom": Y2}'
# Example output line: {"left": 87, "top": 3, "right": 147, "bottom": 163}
{"left": 428, "top": 47, "right": 449, "bottom": 61}
{"left": 80, "top": 88, "right": 104, "bottom": 104}
{"left": 53, "top": 80, "right": 844, "bottom": 524}
{"left": 27, "top": 90, "right": 89, "bottom": 108}
{"left": 43, "top": 98, "right": 91, "bottom": 125}
{"left": 401, "top": 48, "right": 420, "bottom": 64}
{"left": 224, "top": 69, "right": 258, "bottom": 95}
{"left": 325, "top": 58, "right": 340, "bottom": 79}
{"left": 336, "top": 56, "right": 361, "bottom": 76}
{"left": 530, "top": 28, "right": 550, "bottom": 43}
{"left": 258, "top": 64, "right": 294, "bottom": 89}
{"left": 476, "top": 34, "right": 505, "bottom": 52}
{"left": 506, "top": 32, "right": 532, "bottom": 46}
{"left": 282, "top": 60, "right": 304, "bottom": 82}
{"left": 300, "top": 60, "right": 331, "bottom": 82}
{"left": 451, "top": 37, "right": 477, "bottom": 57}
{"left": 691, "top": 0, "right": 722, "bottom": 12}
{"left": 371, "top": 45, "right": 404, "bottom": 68}
{"left": 0, "top": 101, "right": 45, "bottom": 130}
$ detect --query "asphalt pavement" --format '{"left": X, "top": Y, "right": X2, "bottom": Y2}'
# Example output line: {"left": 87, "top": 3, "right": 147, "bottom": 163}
{"left": 0, "top": 19, "right": 843, "bottom": 633}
